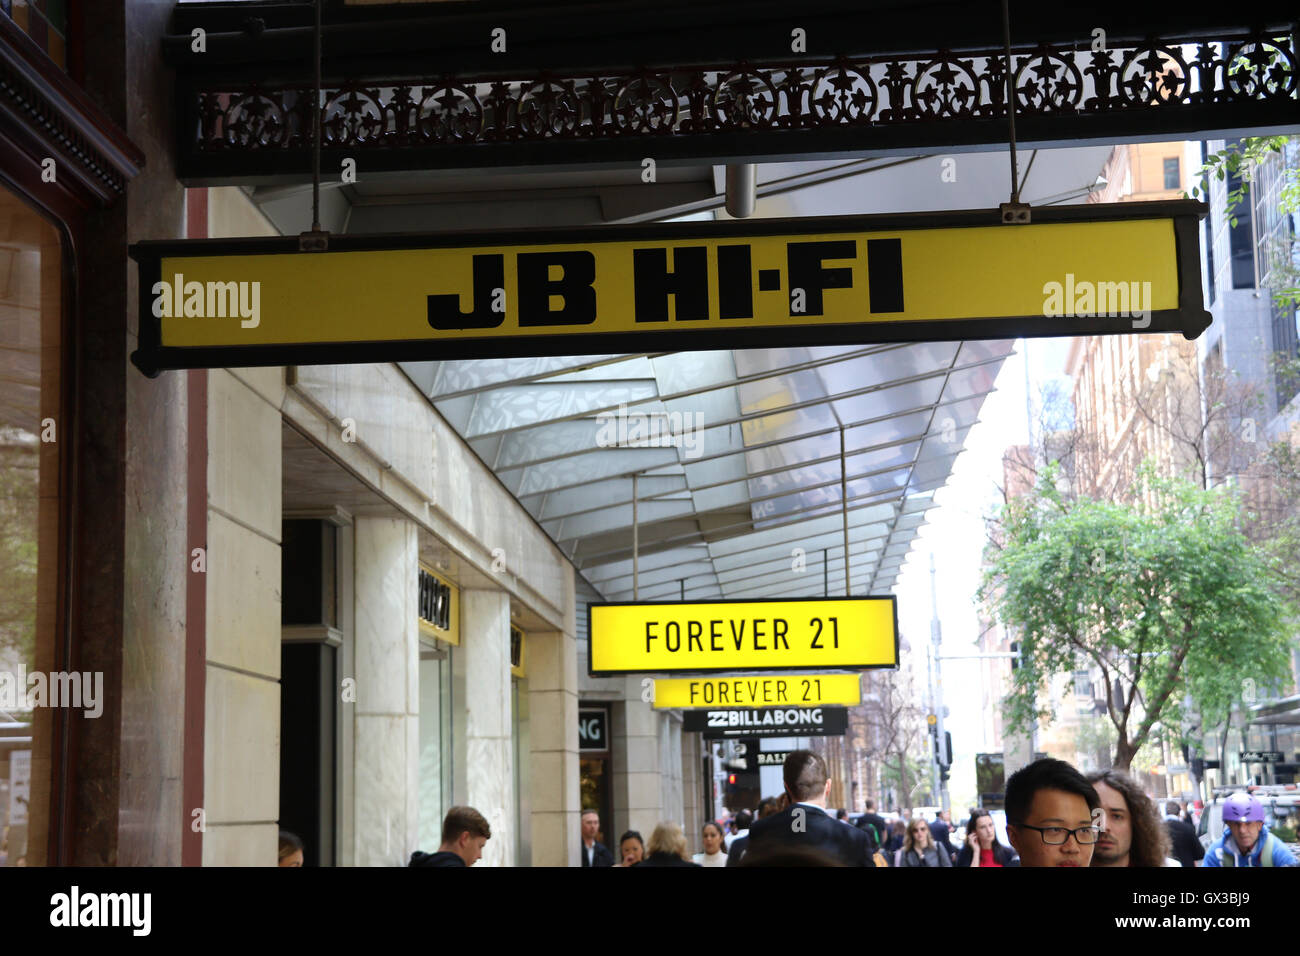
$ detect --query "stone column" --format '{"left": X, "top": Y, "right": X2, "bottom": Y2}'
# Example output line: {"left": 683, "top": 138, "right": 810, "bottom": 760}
{"left": 352, "top": 517, "right": 419, "bottom": 866}
{"left": 201, "top": 369, "right": 283, "bottom": 866}
{"left": 460, "top": 588, "right": 515, "bottom": 866}
{"left": 612, "top": 677, "right": 666, "bottom": 838}
{"left": 527, "top": 629, "right": 579, "bottom": 866}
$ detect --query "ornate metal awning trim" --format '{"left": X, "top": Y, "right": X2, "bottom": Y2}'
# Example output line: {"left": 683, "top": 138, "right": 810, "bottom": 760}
{"left": 178, "top": 29, "right": 1299, "bottom": 182}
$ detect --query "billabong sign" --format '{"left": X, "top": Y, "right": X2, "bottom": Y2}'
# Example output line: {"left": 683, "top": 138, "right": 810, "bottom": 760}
{"left": 128, "top": 202, "right": 1208, "bottom": 375}
{"left": 589, "top": 597, "right": 897, "bottom": 674}
{"left": 684, "top": 706, "right": 848, "bottom": 738}
{"left": 579, "top": 708, "right": 608, "bottom": 751}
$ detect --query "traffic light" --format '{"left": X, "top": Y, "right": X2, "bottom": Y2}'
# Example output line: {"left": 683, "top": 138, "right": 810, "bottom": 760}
{"left": 1010, "top": 642, "right": 1020, "bottom": 670}
{"left": 933, "top": 730, "right": 952, "bottom": 769}
{"left": 940, "top": 765, "right": 950, "bottom": 783}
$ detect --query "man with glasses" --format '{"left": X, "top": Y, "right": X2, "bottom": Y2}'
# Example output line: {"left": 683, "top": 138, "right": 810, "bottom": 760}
{"left": 1004, "top": 758, "right": 1102, "bottom": 868}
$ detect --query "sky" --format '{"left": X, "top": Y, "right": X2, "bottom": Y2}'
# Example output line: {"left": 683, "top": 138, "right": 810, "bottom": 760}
{"left": 893, "top": 335, "right": 1075, "bottom": 808}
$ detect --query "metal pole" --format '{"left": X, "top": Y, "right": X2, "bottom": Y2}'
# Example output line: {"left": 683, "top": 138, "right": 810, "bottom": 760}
{"left": 823, "top": 548, "right": 829, "bottom": 597}
{"left": 927, "top": 642, "right": 940, "bottom": 806}
{"left": 725, "top": 164, "right": 757, "bottom": 218}
{"left": 930, "top": 553, "right": 950, "bottom": 812}
{"left": 1001, "top": 0, "right": 1021, "bottom": 204}
{"left": 311, "top": 0, "right": 322, "bottom": 232}
{"left": 679, "top": 578, "right": 684, "bottom": 601}
{"left": 840, "top": 426, "right": 850, "bottom": 595}
{"left": 632, "top": 472, "right": 639, "bottom": 600}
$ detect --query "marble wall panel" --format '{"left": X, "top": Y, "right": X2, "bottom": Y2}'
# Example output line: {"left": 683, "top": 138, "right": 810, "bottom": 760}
{"left": 208, "top": 369, "right": 282, "bottom": 538}
{"left": 203, "top": 666, "right": 280, "bottom": 825}
{"left": 205, "top": 511, "right": 281, "bottom": 679}
{"left": 202, "top": 823, "right": 278, "bottom": 867}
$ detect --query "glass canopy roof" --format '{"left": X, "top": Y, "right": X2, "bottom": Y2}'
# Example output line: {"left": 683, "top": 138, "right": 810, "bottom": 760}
{"left": 401, "top": 338, "right": 1012, "bottom": 638}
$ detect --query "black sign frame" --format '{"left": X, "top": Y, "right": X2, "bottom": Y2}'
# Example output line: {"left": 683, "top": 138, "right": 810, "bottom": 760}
{"left": 1240, "top": 750, "right": 1284, "bottom": 763}
{"left": 128, "top": 201, "right": 1210, "bottom": 376}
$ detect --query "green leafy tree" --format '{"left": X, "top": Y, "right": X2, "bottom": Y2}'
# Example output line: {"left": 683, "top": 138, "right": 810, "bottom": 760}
{"left": 980, "top": 463, "right": 1295, "bottom": 771}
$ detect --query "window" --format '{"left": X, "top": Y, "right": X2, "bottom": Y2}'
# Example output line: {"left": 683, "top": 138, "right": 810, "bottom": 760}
{"left": 1227, "top": 140, "right": 1257, "bottom": 289}
{"left": 417, "top": 646, "right": 452, "bottom": 851}
{"left": 0, "top": 184, "right": 64, "bottom": 868}
{"left": 2, "top": 0, "right": 69, "bottom": 69}
{"left": 1163, "top": 157, "right": 1180, "bottom": 191}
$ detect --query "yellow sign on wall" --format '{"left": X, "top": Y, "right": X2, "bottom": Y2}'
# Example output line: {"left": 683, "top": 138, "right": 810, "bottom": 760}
{"left": 129, "top": 202, "right": 1208, "bottom": 374}
{"left": 652, "top": 673, "right": 862, "bottom": 709}
{"left": 588, "top": 597, "right": 897, "bottom": 674}
{"left": 418, "top": 563, "right": 459, "bottom": 645}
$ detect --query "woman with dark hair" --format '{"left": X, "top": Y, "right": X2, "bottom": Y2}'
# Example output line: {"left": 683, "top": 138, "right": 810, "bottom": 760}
{"left": 614, "top": 830, "right": 646, "bottom": 867}
{"left": 897, "top": 817, "right": 953, "bottom": 867}
{"left": 693, "top": 821, "right": 728, "bottom": 866}
{"left": 278, "top": 830, "right": 304, "bottom": 867}
{"left": 955, "top": 810, "right": 1018, "bottom": 867}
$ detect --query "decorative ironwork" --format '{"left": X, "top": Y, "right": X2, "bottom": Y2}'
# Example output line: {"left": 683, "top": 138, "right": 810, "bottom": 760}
{"left": 0, "top": 32, "right": 143, "bottom": 200}
{"left": 186, "top": 31, "right": 1298, "bottom": 161}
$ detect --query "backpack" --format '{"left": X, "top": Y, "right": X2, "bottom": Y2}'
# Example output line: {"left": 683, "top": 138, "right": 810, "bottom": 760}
{"left": 1219, "top": 834, "right": 1278, "bottom": 867}
{"left": 859, "top": 820, "right": 881, "bottom": 849}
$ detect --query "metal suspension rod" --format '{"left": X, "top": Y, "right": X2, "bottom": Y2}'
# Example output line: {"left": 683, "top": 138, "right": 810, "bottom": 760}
{"left": 1001, "top": 0, "right": 1021, "bottom": 203}
{"left": 311, "top": 0, "right": 322, "bottom": 232}
{"left": 632, "top": 471, "right": 639, "bottom": 600}
{"left": 840, "top": 425, "right": 850, "bottom": 595}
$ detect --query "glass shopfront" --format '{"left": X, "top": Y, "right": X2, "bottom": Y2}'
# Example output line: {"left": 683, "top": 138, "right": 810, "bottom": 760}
{"left": 0, "top": 184, "right": 64, "bottom": 867}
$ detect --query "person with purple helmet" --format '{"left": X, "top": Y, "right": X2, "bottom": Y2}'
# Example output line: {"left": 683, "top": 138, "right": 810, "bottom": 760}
{"left": 1202, "top": 792, "right": 1298, "bottom": 867}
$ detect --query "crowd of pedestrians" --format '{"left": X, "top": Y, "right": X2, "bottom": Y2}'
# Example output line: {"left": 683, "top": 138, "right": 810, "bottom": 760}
{"left": 271, "top": 750, "right": 1298, "bottom": 867}
{"left": 547, "top": 752, "right": 1295, "bottom": 868}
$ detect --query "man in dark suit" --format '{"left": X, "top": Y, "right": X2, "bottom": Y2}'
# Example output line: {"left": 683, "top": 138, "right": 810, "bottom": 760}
{"left": 580, "top": 810, "right": 614, "bottom": 867}
{"left": 743, "top": 750, "right": 875, "bottom": 866}
{"left": 930, "top": 809, "right": 958, "bottom": 862}
{"left": 1163, "top": 801, "right": 1204, "bottom": 868}
{"left": 726, "top": 796, "right": 781, "bottom": 867}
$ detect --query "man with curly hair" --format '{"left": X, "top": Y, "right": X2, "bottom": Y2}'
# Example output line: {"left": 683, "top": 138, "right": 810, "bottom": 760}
{"left": 1086, "top": 769, "right": 1176, "bottom": 867}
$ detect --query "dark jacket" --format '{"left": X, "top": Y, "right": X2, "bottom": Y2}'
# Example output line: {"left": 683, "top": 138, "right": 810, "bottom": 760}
{"left": 1164, "top": 817, "right": 1205, "bottom": 869}
{"left": 955, "top": 841, "right": 1019, "bottom": 867}
{"left": 725, "top": 835, "right": 750, "bottom": 867}
{"left": 409, "top": 850, "right": 466, "bottom": 867}
{"left": 581, "top": 841, "right": 615, "bottom": 867}
{"left": 748, "top": 804, "right": 876, "bottom": 867}
{"left": 633, "top": 852, "right": 701, "bottom": 867}
{"left": 856, "top": 812, "right": 889, "bottom": 849}
{"left": 897, "top": 843, "right": 954, "bottom": 867}
{"left": 930, "top": 819, "right": 957, "bottom": 857}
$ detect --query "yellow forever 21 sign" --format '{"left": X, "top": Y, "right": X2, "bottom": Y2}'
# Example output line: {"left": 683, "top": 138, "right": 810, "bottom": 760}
{"left": 651, "top": 673, "right": 863, "bottom": 709}
{"left": 587, "top": 597, "right": 898, "bottom": 674}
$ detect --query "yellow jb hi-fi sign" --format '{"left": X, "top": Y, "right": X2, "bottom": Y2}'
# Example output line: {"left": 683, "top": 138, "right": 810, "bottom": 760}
{"left": 651, "top": 673, "right": 862, "bottom": 709}
{"left": 588, "top": 597, "right": 898, "bottom": 675}
{"left": 128, "top": 201, "right": 1208, "bottom": 375}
